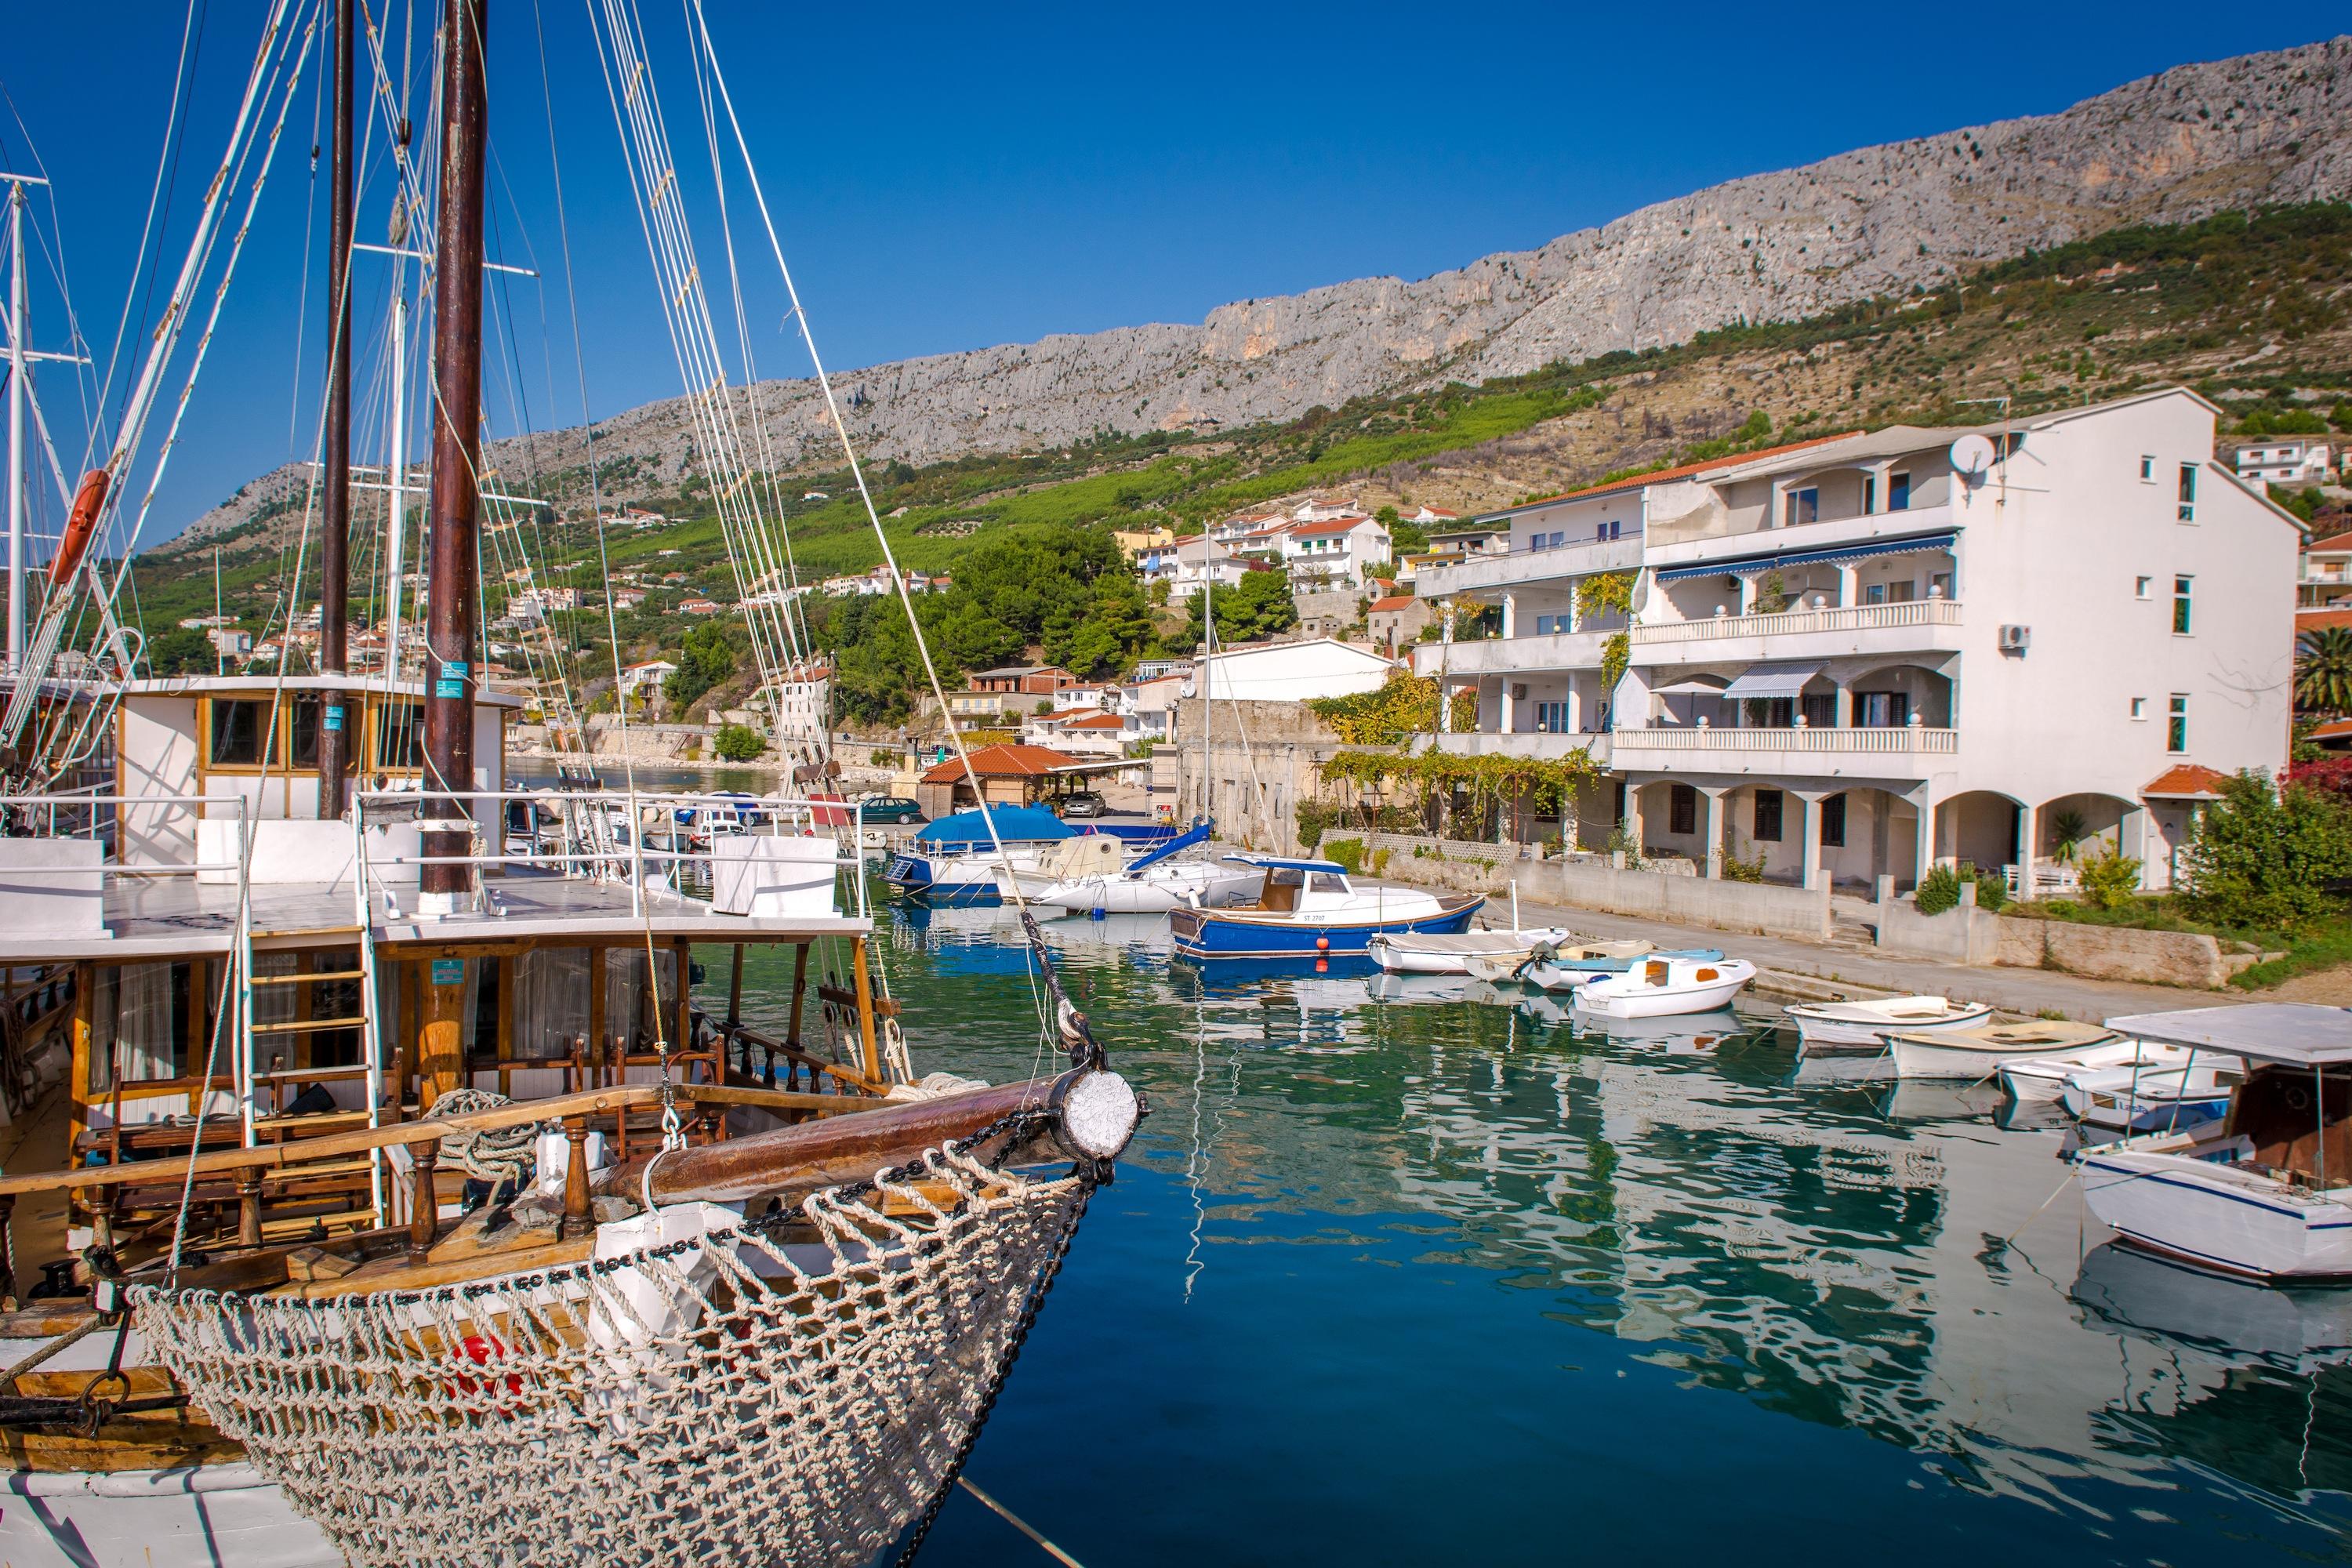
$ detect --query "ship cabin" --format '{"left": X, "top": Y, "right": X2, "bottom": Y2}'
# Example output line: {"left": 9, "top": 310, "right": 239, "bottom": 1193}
{"left": 0, "top": 673, "right": 897, "bottom": 1300}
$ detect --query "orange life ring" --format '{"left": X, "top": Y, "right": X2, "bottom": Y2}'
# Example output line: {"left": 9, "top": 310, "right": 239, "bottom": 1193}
{"left": 49, "top": 470, "right": 109, "bottom": 587}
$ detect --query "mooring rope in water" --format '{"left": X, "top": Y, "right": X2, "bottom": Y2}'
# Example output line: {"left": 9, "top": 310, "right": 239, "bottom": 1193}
{"left": 956, "top": 1477, "right": 1088, "bottom": 1568}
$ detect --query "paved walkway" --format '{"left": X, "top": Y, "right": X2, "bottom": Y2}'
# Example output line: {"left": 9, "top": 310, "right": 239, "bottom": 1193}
{"left": 1375, "top": 880, "right": 2235, "bottom": 1023}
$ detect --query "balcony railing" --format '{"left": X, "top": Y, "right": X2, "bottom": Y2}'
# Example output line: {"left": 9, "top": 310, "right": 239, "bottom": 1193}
{"left": 1632, "top": 598, "right": 1962, "bottom": 645}
{"left": 1612, "top": 724, "right": 1958, "bottom": 754}
{"left": 1414, "top": 535, "right": 1642, "bottom": 597}
{"left": 1430, "top": 731, "right": 1608, "bottom": 762}
{"left": 1413, "top": 629, "right": 1612, "bottom": 677}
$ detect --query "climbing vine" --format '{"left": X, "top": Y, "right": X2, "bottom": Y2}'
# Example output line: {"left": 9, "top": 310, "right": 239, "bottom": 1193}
{"left": 1599, "top": 630, "right": 1630, "bottom": 695}
{"left": 1448, "top": 687, "right": 1479, "bottom": 731}
{"left": 1308, "top": 669, "right": 1441, "bottom": 743}
{"left": 1316, "top": 746, "right": 1601, "bottom": 829}
{"left": 1576, "top": 571, "right": 1635, "bottom": 619}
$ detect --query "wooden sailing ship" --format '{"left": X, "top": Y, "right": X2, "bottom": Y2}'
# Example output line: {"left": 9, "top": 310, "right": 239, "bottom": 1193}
{"left": 0, "top": 2, "right": 1138, "bottom": 1562}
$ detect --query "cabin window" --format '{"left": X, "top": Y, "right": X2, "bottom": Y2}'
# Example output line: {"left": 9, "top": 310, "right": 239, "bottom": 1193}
{"left": 379, "top": 702, "right": 426, "bottom": 771}
{"left": 514, "top": 948, "right": 593, "bottom": 1058}
{"left": 1753, "top": 789, "right": 1784, "bottom": 843}
{"left": 1669, "top": 784, "right": 1696, "bottom": 836}
{"left": 1820, "top": 793, "right": 1847, "bottom": 848}
{"left": 288, "top": 696, "right": 323, "bottom": 768}
{"left": 1308, "top": 873, "right": 1348, "bottom": 895}
{"left": 210, "top": 699, "right": 270, "bottom": 767}
{"left": 87, "top": 962, "right": 198, "bottom": 1089}
{"left": 605, "top": 948, "right": 677, "bottom": 1054}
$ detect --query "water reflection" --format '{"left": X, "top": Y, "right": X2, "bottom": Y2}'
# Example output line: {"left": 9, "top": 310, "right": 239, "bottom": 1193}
{"left": 740, "top": 898, "right": 2352, "bottom": 1558}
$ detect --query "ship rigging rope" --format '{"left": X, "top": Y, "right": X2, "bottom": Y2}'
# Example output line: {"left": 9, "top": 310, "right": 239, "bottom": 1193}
{"left": 130, "top": 1145, "right": 1092, "bottom": 1568}
{"left": 676, "top": 0, "right": 1052, "bottom": 1045}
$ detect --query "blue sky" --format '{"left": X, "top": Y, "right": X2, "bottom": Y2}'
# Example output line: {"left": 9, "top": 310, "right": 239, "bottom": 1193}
{"left": 0, "top": 4, "right": 2332, "bottom": 543}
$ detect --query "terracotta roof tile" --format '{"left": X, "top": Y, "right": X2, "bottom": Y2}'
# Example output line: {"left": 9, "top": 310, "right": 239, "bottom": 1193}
{"left": 918, "top": 743, "right": 1073, "bottom": 783}
{"left": 1367, "top": 594, "right": 1416, "bottom": 612}
{"left": 2143, "top": 763, "right": 2234, "bottom": 799}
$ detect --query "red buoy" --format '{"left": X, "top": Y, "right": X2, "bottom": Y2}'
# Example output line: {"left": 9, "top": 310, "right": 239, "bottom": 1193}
{"left": 49, "top": 470, "right": 109, "bottom": 588}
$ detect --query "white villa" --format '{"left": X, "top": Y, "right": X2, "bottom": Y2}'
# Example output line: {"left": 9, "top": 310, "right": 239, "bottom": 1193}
{"left": 1410, "top": 389, "right": 2301, "bottom": 895}
{"left": 2231, "top": 437, "right": 2336, "bottom": 488}
{"left": 1283, "top": 514, "right": 1392, "bottom": 590}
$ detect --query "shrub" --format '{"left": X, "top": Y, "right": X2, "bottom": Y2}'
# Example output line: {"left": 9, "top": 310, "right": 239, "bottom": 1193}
{"left": 1915, "top": 864, "right": 1963, "bottom": 916}
{"left": 2075, "top": 844, "right": 2143, "bottom": 909}
{"left": 1370, "top": 848, "right": 1392, "bottom": 876}
{"left": 713, "top": 724, "right": 767, "bottom": 763}
{"left": 2177, "top": 771, "right": 2352, "bottom": 933}
{"left": 1323, "top": 837, "right": 1366, "bottom": 875}
{"left": 1719, "top": 831, "right": 1766, "bottom": 884}
{"left": 1294, "top": 799, "right": 1341, "bottom": 852}
{"left": 1606, "top": 823, "right": 1644, "bottom": 869}
{"left": 1970, "top": 866, "right": 2009, "bottom": 913}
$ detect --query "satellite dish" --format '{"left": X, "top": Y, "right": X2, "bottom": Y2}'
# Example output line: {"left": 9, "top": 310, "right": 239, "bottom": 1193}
{"left": 1949, "top": 434, "right": 1998, "bottom": 476}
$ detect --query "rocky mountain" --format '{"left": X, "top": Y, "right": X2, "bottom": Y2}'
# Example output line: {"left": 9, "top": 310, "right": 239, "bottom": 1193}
{"left": 174, "top": 35, "right": 2352, "bottom": 550}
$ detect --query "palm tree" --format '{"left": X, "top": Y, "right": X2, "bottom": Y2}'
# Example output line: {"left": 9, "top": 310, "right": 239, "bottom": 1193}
{"left": 2296, "top": 626, "right": 2352, "bottom": 715}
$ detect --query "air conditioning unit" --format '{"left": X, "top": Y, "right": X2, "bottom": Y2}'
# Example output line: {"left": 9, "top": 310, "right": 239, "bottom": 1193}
{"left": 1998, "top": 624, "right": 2031, "bottom": 652}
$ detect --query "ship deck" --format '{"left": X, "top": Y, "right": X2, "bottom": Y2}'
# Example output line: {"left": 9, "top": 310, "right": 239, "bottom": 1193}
{"left": 0, "top": 866, "right": 870, "bottom": 963}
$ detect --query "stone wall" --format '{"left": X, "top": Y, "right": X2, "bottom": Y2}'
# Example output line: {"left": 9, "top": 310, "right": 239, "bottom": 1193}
{"left": 1371, "top": 844, "right": 1833, "bottom": 939}
{"left": 1875, "top": 896, "right": 2262, "bottom": 989}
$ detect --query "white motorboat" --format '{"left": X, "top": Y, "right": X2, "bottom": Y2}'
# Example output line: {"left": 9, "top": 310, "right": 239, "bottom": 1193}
{"left": 990, "top": 834, "right": 1128, "bottom": 903}
{"left": 1167, "top": 856, "right": 1483, "bottom": 961}
{"left": 1573, "top": 955, "right": 1756, "bottom": 1019}
{"left": 2076, "top": 1004, "right": 2352, "bottom": 1281}
{"left": 1504, "top": 939, "right": 1667, "bottom": 991}
{"left": 1783, "top": 994, "right": 1994, "bottom": 1051}
{"left": 2063, "top": 1058, "right": 2245, "bottom": 1132}
{"left": 1999, "top": 1038, "right": 2173, "bottom": 1102}
{"left": 1029, "top": 858, "right": 1261, "bottom": 913}
{"left": 1883, "top": 1018, "right": 2113, "bottom": 1080}
{"left": 1368, "top": 927, "right": 1575, "bottom": 976}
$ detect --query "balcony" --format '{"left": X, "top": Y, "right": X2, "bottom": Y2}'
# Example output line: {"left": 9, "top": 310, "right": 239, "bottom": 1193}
{"left": 1610, "top": 722, "right": 1957, "bottom": 780}
{"left": 1643, "top": 503, "right": 1956, "bottom": 572}
{"left": 1414, "top": 535, "right": 1642, "bottom": 597}
{"left": 1430, "top": 730, "right": 1609, "bottom": 764}
{"left": 1410, "top": 629, "right": 1610, "bottom": 678}
{"left": 1630, "top": 599, "right": 1963, "bottom": 666}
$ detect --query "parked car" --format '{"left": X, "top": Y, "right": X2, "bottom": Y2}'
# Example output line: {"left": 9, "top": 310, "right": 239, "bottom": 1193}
{"left": 856, "top": 796, "right": 924, "bottom": 824}
{"left": 1055, "top": 791, "right": 1107, "bottom": 819}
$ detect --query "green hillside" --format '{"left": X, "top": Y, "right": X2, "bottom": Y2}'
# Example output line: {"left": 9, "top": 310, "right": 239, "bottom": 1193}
{"left": 129, "top": 204, "right": 2352, "bottom": 719}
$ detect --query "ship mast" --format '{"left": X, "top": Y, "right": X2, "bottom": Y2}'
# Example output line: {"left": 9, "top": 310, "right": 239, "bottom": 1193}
{"left": 316, "top": 0, "right": 354, "bottom": 813}
{"left": 418, "top": 0, "right": 486, "bottom": 1099}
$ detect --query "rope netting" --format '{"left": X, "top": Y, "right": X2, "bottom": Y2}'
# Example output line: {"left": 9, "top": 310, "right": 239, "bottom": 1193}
{"left": 129, "top": 1149, "right": 1090, "bottom": 1567}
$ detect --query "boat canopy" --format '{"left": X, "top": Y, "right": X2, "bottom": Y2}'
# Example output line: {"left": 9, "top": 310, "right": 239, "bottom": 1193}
{"left": 915, "top": 805, "right": 1074, "bottom": 847}
{"left": 1127, "top": 820, "right": 1211, "bottom": 872}
{"left": 2103, "top": 1004, "right": 2352, "bottom": 1066}
{"left": 1221, "top": 852, "right": 1348, "bottom": 874}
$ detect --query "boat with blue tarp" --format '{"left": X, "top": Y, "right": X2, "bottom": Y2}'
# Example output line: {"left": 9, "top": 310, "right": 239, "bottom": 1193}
{"left": 1167, "top": 855, "right": 1482, "bottom": 960}
{"left": 885, "top": 804, "right": 1076, "bottom": 905}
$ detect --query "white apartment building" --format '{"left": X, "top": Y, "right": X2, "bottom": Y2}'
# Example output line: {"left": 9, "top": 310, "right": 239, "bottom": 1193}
{"left": 2232, "top": 437, "right": 2336, "bottom": 487}
{"left": 765, "top": 664, "right": 831, "bottom": 753}
{"left": 2299, "top": 528, "right": 2352, "bottom": 608}
{"left": 1410, "top": 389, "right": 2300, "bottom": 894}
{"left": 1283, "top": 515, "right": 1392, "bottom": 590}
{"left": 1145, "top": 537, "right": 1250, "bottom": 601}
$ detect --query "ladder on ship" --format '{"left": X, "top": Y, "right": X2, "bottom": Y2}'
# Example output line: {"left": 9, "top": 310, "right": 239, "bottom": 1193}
{"left": 227, "top": 826, "right": 393, "bottom": 1226}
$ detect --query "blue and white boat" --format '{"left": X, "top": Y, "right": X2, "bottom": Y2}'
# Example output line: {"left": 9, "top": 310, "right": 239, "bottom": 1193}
{"left": 885, "top": 805, "right": 1076, "bottom": 906}
{"left": 1167, "top": 855, "right": 1482, "bottom": 960}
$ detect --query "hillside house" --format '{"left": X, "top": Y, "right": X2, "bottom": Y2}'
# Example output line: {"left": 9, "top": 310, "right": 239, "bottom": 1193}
{"left": 2232, "top": 437, "right": 2338, "bottom": 487}
{"left": 1284, "top": 515, "right": 1392, "bottom": 590}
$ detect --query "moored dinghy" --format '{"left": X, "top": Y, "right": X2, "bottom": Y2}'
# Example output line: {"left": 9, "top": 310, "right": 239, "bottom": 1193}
{"left": 2075, "top": 1004, "right": 2352, "bottom": 1281}
{"left": 1783, "top": 994, "right": 1994, "bottom": 1051}
{"left": 1573, "top": 954, "right": 1757, "bottom": 1019}
{"left": 1883, "top": 1018, "right": 2114, "bottom": 1080}
{"left": 2062, "top": 1056, "right": 2245, "bottom": 1132}
{"left": 1517, "top": 941, "right": 1716, "bottom": 993}
{"left": 1368, "top": 927, "right": 1574, "bottom": 976}
{"left": 2000, "top": 1037, "right": 2173, "bottom": 1102}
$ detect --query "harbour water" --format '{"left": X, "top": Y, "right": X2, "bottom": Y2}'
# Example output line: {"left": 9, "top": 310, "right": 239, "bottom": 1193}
{"left": 720, "top": 902, "right": 2352, "bottom": 1566}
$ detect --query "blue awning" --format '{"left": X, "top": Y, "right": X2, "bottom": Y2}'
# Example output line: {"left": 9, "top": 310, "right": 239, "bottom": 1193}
{"left": 1656, "top": 530, "right": 1957, "bottom": 584}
